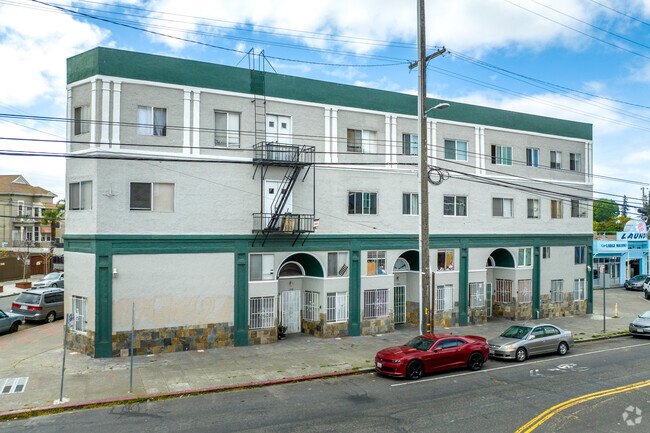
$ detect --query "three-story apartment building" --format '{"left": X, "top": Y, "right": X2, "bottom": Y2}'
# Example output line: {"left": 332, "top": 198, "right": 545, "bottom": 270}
{"left": 64, "top": 48, "right": 593, "bottom": 357}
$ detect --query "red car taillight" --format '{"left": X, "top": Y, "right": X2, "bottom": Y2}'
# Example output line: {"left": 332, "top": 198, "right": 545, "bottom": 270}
{"left": 27, "top": 306, "right": 42, "bottom": 311}
{"left": 11, "top": 303, "right": 20, "bottom": 309}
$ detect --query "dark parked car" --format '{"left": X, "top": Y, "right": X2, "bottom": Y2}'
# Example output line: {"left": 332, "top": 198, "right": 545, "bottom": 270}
{"left": 488, "top": 324, "right": 574, "bottom": 362}
{"left": 624, "top": 274, "right": 647, "bottom": 291}
{"left": 629, "top": 311, "right": 650, "bottom": 337}
{"left": 375, "top": 333, "right": 489, "bottom": 380}
{"left": 0, "top": 308, "right": 24, "bottom": 333}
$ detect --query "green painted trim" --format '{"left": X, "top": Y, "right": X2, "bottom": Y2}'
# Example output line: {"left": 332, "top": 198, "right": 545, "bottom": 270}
{"left": 586, "top": 245, "right": 593, "bottom": 314}
{"left": 348, "top": 245, "right": 361, "bottom": 336}
{"left": 533, "top": 246, "right": 541, "bottom": 318}
{"left": 278, "top": 253, "right": 324, "bottom": 278}
{"left": 234, "top": 242, "right": 248, "bottom": 346}
{"left": 95, "top": 240, "right": 113, "bottom": 358}
{"left": 490, "top": 248, "right": 516, "bottom": 267}
{"left": 458, "top": 247, "right": 468, "bottom": 326}
{"left": 67, "top": 47, "right": 593, "bottom": 140}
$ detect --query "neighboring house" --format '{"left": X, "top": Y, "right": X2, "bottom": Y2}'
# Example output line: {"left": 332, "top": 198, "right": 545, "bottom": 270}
{"left": 64, "top": 48, "right": 594, "bottom": 358}
{"left": 0, "top": 175, "right": 57, "bottom": 247}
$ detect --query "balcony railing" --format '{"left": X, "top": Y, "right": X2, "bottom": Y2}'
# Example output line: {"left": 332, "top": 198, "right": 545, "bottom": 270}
{"left": 253, "top": 213, "right": 315, "bottom": 234}
{"left": 253, "top": 143, "right": 315, "bottom": 165}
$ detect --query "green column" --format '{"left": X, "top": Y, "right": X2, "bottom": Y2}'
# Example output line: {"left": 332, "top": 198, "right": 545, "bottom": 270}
{"left": 95, "top": 240, "right": 113, "bottom": 358}
{"left": 348, "top": 246, "right": 361, "bottom": 336}
{"left": 532, "top": 246, "right": 541, "bottom": 319}
{"left": 586, "top": 244, "right": 593, "bottom": 314}
{"left": 234, "top": 245, "right": 249, "bottom": 346}
{"left": 458, "top": 247, "right": 468, "bottom": 326}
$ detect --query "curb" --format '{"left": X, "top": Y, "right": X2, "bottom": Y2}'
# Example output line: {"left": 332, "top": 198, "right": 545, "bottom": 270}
{"left": 574, "top": 332, "right": 630, "bottom": 343}
{"left": 0, "top": 368, "right": 375, "bottom": 421}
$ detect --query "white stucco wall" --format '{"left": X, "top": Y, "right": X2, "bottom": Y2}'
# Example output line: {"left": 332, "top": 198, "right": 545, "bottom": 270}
{"left": 64, "top": 251, "right": 96, "bottom": 332}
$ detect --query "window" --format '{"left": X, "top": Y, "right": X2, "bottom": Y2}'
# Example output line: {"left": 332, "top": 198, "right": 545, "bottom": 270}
{"left": 363, "top": 289, "right": 388, "bottom": 318}
{"left": 571, "top": 199, "right": 587, "bottom": 218}
{"left": 570, "top": 153, "right": 581, "bottom": 172}
{"left": 527, "top": 199, "right": 540, "bottom": 219}
{"left": 68, "top": 181, "right": 92, "bottom": 211}
{"left": 574, "top": 246, "right": 586, "bottom": 264}
{"left": 348, "top": 192, "right": 377, "bottom": 215}
{"left": 250, "top": 296, "right": 275, "bottom": 329}
{"left": 402, "top": 193, "right": 419, "bottom": 215}
{"left": 518, "top": 248, "right": 532, "bottom": 267}
{"left": 551, "top": 200, "right": 563, "bottom": 219}
{"left": 367, "top": 250, "right": 386, "bottom": 275}
{"left": 491, "top": 145, "right": 512, "bottom": 165}
{"left": 74, "top": 105, "right": 90, "bottom": 135}
{"left": 551, "top": 280, "right": 564, "bottom": 303}
{"left": 444, "top": 140, "right": 468, "bottom": 161}
{"left": 492, "top": 198, "right": 513, "bottom": 217}
{"left": 250, "top": 254, "right": 274, "bottom": 281}
{"left": 72, "top": 296, "right": 87, "bottom": 333}
{"left": 435, "top": 284, "right": 453, "bottom": 312}
{"left": 542, "top": 246, "right": 551, "bottom": 259}
{"left": 17, "top": 201, "right": 24, "bottom": 216}
{"left": 550, "top": 151, "right": 562, "bottom": 169}
{"left": 494, "top": 279, "right": 513, "bottom": 303}
{"left": 303, "top": 291, "right": 319, "bottom": 322}
{"left": 327, "top": 252, "right": 348, "bottom": 277}
{"left": 469, "top": 282, "right": 485, "bottom": 308}
{"left": 129, "top": 182, "right": 174, "bottom": 212}
{"left": 518, "top": 280, "right": 532, "bottom": 304}
{"left": 574, "top": 278, "right": 585, "bottom": 301}
{"left": 443, "top": 195, "right": 467, "bottom": 216}
{"left": 402, "top": 133, "right": 418, "bottom": 155}
{"left": 327, "top": 292, "right": 349, "bottom": 322}
{"left": 437, "top": 249, "right": 454, "bottom": 271}
{"left": 347, "top": 129, "right": 377, "bottom": 153}
{"left": 137, "top": 106, "right": 166, "bottom": 136}
{"left": 526, "top": 148, "right": 539, "bottom": 167}
{"left": 215, "top": 111, "right": 240, "bottom": 147}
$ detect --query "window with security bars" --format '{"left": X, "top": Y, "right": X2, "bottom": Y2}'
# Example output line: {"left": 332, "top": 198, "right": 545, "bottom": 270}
{"left": 494, "top": 279, "right": 513, "bottom": 303}
{"left": 551, "top": 280, "right": 564, "bottom": 303}
{"left": 573, "top": 278, "right": 585, "bottom": 301}
{"left": 71, "top": 296, "right": 87, "bottom": 333}
{"left": 367, "top": 250, "right": 386, "bottom": 275}
{"left": 469, "top": 282, "right": 485, "bottom": 308}
{"left": 518, "top": 280, "right": 532, "bottom": 304}
{"left": 435, "top": 285, "right": 453, "bottom": 312}
{"left": 250, "top": 296, "right": 275, "bottom": 329}
{"left": 303, "top": 291, "right": 319, "bottom": 322}
{"left": 327, "top": 292, "right": 349, "bottom": 322}
{"left": 363, "top": 289, "right": 388, "bottom": 319}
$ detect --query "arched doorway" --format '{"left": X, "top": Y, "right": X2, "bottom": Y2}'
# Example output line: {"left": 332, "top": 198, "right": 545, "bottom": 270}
{"left": 277, "top": 253, "right": 324, "bottom": 334}
{"left": 393, "top": 250, "right": 419, "bottom": 325}
{"left": 485, "top": 248, "right": 516, "bottom": 319}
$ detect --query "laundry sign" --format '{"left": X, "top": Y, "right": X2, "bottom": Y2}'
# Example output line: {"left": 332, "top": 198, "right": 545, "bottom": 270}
{"left": 617, "top": 219, "right": 648, "bottom": 240}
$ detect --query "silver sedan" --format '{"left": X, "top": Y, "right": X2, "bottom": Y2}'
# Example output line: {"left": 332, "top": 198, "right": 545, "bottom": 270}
{"left": 488, "top": 324, "right": 575, "bottom": 362}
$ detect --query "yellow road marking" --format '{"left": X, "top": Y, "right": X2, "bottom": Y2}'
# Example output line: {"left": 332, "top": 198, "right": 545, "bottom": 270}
{"left": 516, "top": 379, "right": 650, "bottom": 433}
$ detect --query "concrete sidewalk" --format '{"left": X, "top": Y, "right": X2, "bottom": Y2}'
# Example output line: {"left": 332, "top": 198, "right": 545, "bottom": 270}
{"left": 0, "top": 286, "right": 647, "bottom": 416}
{"left": 0, "top": 276, "right": 44, "bottom": 298}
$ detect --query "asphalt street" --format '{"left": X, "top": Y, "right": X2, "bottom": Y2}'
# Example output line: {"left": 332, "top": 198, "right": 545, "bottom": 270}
{"left": 3, "top": 337, "right": 649, "bottom": 433}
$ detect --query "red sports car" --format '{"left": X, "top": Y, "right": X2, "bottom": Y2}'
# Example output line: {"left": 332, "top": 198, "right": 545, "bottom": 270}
{"left": 375, "top": 333, "right": 489, "bottom": 380}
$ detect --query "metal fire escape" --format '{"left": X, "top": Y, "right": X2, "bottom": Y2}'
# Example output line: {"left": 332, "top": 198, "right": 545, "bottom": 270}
{"left": 250, "top": 52, "right": 316, "bottom": 246}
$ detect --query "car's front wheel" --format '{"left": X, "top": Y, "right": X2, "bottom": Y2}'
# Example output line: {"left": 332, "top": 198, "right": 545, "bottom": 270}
{"left": 9, "top": 322, "right": 19, "bottom": 333}
{"left": 468, "top": 352, "right": 484, "bottom": 371}
{"left": 515, "top": 347, "right": 527, "bottom": 362}
{"left": 406, "top": 360, "right": 424, "bottom": 380}
{"left": 46, "top": 312, "right": 56, "bottom": 323}
{"left": 557, "top": 341, "right": 569, "bottom": 356}
{"left": 51, "top": 283, "right": 58, "bottom": 288}
{"left": 646, "top": 291, "right": 650, "bottom": 300}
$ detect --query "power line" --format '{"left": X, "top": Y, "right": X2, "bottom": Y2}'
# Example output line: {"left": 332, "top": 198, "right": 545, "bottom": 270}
{"left": 586, "top": 0, "right": 650, "bottom": 28}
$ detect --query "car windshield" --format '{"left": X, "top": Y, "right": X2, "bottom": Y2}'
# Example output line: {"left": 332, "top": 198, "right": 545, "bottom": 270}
{"left": 43, "top": 273, "right": 60, "bottom": 280}
{"left": 500, "top": 326, "right": 532, "bottom": 339}
{"left": 631, "top": 275, "right": 646, "bottom": 281}
{"left": 15, "top": 293, "right": 41, "bottom": 304}
{"left": 640, "top": 311, "right": 650, "bottom": 319}
{"left": 405, "top": 336, "right": 436, "bottom": 351}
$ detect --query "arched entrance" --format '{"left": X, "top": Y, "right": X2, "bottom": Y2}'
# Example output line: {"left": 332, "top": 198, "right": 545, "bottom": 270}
{"left": 485, "top": 248, "right": 516, "bottom": 319}
{"left": 277, "top": 253, "right": 324, "bottom": 334}
{"left": 393, "top": 250, "right": 419, "bottom": 325}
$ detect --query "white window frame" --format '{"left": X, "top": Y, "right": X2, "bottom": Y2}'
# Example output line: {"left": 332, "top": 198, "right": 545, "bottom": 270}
{"left": 327, "top": 252, "right": 349, "bottom": 277}
{"left": 491, "top": 145, "right": 513, "bottom": 165}
{"left": 551, "top": 280, "right": 564, "bottom": 303}
{"left": 249, "top": 296, "right": 275, "bottom": 329}
{"left": 443, "top": 195, "right": 467, "bottom": 216}
{"left": 437, "top": 249, "right": 455, "bottom": 271}
{"left": 492, "top": 197, "right": 513, "bottom": 218}
{"left": 444, "top": 139, "right": 468, "bottom": 161}
{"left": 74, "top": 105, "right": 90, "bottom": 135}
{"left": 214, "top": 111, "right": 241, "bottom": 148}
{"left": 571, "top": 199, "right": 587, "bottom": 218}
{"left": 526, "top": 148, "right": 539, "bottom": 167}
{"left": 435, "top": 284, "right": 454, "bottom": 312}
{"left": 327, "top": 292, "right": 349, "bottom": 323}
{"left": 542, "top": 246, "right": 551, "bottom": 259}
{"left": 250, "top": 254, "right": 274, "bottom": 281}
{"left": 402, "top": 193, "right": 419, "bottom": 215}
{"left": 551, "top": 200, "right": 563, "bottom": 219}
{"left": 518, "top": 247, "right": 532, "bottom": 267}
{"left": 348, "top": 191, "right": 377, "bottom": 215}
{"left": 574, "top": 246, "right": 586, "bottom": 264}
{"left": 469, "top": 282, "right": 485, "bottom": 308}
{"left": 347, "top": 129, "right": 377, "bottom": 153}
{"left": 71, "top": 295, "right": 88, "bottom": 333}
{"left": 518, "top": 279, "right": 532, "bottom": 304}
{"left": 494, "top": 279, "right": 513, "bottom": 303}
{"left": 367, "top": 250, "right": 387, "bottom": 275}
{"left": 363, "top": 289, "right": 388, "bottom": 319}
{"left": 303, "top": 291, "right": 320, "bottom": 322}
{"left": 569, "top": 153, "right": 581, "bottom": 172}
{"left": 402, "top": 133, "right": 418, "bottom": 156}
{"left": 137, "top": 106, "right": 167, "bottom": 136}
{"left": 68, "top": 181, "right": 92, "bottom": 211}
{"left": 550, "top": 151, "right": 562, "bottom": 169}
{"left": 527, "top": 198, "right": 540, "bottom": 219}
{"left": 129, "top": 182, "right": 174, "bottom": 212}
{"left": 16, "top": 200, "right": 24, "bottom": 216}
{"left": 573, "top": 278, "right": 586, "bottom": 301}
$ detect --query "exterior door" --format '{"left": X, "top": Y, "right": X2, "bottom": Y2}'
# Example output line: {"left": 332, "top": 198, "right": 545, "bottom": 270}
{"left": 394, "top": 286, "right": 406, "bottom": 324}
{"left": 486, "top": 283, "right": 492, "bottom": 317}
{"left": 280, "top": 291, "right": 301, "bottom": 334}
{"left": 264, "top": 180, "right": 293, "bottom": 229}
{"left": 266, "top": 114, "right": 292, "bottom": 145}
{"left": 527, "top": 326, "right": 547, "bottom": 355}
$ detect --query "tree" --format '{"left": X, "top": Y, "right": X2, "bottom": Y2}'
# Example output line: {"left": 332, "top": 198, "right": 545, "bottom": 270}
{"left": 593, "top": 199, "right": 619, "bottom": 222}
{"left": 594, "top": 216, "right": 630, "bottom": 232}
{"left": 622, "top": 195, "right": 628, "bottom": 217}
{"left": 40, "top": 200, "right": 65, "bottom": 274}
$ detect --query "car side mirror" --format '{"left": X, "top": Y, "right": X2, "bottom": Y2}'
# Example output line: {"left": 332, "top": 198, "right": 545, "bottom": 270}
{"left": 528, "top": 335, "right": 536, "bottom": 340}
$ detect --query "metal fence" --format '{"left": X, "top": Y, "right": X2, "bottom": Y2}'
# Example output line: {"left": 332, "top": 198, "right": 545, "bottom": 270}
{"left": 363, "top": 289, "right": 388, "bottom": 319}
{"left": 494, "top": 279, "right": 513, "bottom": 304}
{"left": 303, "top": 291, "right": 319, "bottom": 322}
{"left": 252, "top": 213, "right": 315, "bottom": 233}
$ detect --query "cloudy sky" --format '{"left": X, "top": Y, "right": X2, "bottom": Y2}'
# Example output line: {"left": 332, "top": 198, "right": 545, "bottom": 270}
{"left": 1, "top": 0, "right": 649, "bottom": 214}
